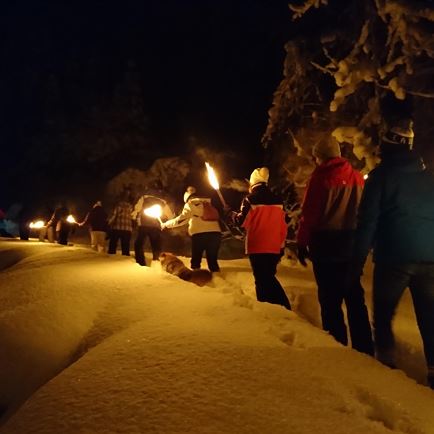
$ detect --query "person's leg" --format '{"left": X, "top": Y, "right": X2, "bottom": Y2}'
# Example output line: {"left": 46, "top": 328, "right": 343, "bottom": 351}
{"left": 134, "top": 227, "right": 146, "bottom": 265}
{"left": 90, "top": 231, "right": 97, "bottom": 250}
{"left": 205, "top": 232, "right": 221, "bottom": 272}
{"left": 148, "top": 228, "right": 162, "bottom": 261}
{"left": 373, "top": 263, "right": 410, "bottom": 366}
{"left": 191, "top": 233, "right": 205, "bottom": 269}
{"left": 268, "top": 253, "right": 291, "bottom": 309}
{"left": 47, "top": 226, "right": 55, "bottom": 243}
{"left": 249, "top": 254, "right": 291, "bottom": 309}
{"left": 120, "top": 230, "right": 131, "bottom": 256}
{"left": 408, "top": 263, "right": 434, "bottom": 387}
{"left": 312, "top": 261, "right": 347, "bottom": 345}
{"left": 108, "top": 230, "right": 120, "bottom": 254}
{"left": 341, "top": 262, "right": 374, "bottom": 355}
{"left": 96, "top": 231, "right": 106, "bottom": 252}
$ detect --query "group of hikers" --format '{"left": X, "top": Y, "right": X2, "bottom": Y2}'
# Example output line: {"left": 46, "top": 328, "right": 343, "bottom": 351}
{"left": 9, "top": 119, "right": 434, "bottom": 389}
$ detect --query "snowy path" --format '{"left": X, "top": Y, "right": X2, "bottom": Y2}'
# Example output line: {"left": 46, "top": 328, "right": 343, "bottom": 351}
{"left": 0, "top": 239, "right": 433, "bottom": 434}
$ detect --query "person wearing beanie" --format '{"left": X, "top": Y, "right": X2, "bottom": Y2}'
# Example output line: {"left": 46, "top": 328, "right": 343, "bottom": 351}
{"left": 161, "top": 186, "right": 222, "bottom": 272}
{"left": 233, "top": 167, "right": 291, "bottom": 310}
{"left": 352, "top": 120, "right": 434, "bottom": 388}
{"left": 296, "top": 135, "right": 373, "bottom": 355}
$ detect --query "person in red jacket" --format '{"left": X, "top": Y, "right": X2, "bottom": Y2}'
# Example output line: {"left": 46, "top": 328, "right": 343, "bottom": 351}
{"left": 234, "top": 167, "right": 291, "bottom": 310}
{"left": 296, "top": 135, "right": 373, "bottom": 355}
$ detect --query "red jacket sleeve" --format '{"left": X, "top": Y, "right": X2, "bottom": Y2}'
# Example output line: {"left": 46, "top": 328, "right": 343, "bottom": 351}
{"left": 296, "top": 170, "right": 327, "bottom": 247}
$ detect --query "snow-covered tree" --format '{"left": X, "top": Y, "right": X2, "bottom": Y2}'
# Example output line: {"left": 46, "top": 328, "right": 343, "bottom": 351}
{"left": 264, "top": 0, "right": 434, "bottom": 187}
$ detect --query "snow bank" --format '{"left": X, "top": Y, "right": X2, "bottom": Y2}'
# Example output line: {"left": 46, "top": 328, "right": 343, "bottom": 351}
{"left": 0, "top": 239, "right": 433, "bottom": 434}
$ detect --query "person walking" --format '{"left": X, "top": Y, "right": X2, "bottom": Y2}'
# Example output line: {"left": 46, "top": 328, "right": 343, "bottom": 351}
{"left": 351, "top": 120, "right": 434, "bottom": 387}
{"left": 79, "top": 200, "right": 108, "bottom": 252}
{"left": 132, "top": 191, "right": 174, "bottom": 266}
{"left": 161, "top": 186, "right": 221, "bottom": 272}
{"left": 107, "top": 196, "right": 133, "bottom": 256}
{"left": 233, "top": 167, "right": 291, "bottom": 310}
{"left": 296, "top": 135, "right": 373, "bottom": 355}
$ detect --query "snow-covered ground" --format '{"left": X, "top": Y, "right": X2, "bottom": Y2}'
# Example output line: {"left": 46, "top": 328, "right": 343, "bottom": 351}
{"left": 0, "top": 238, "right": 433, "bottom": 434}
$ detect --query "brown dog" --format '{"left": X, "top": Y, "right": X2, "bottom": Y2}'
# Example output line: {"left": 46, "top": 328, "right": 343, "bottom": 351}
{"left": 159, "top": 252, "right": 213, "bottom": 287}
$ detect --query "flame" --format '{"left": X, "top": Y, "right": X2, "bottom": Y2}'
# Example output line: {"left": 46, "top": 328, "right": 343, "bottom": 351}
{"left": 144, "top": 204, "right": 162, "bottom": 219}
{"left": 363, "top": 174, "right": 369, "bottom": 180}
{"left": 66, "top": 215, "right": 76, "bottom": 224}
{"left": 205, "top": 162, "right": 220, "bottom": 190}
{"left": 29, "top": 220, "right": 45, "bottom": 229}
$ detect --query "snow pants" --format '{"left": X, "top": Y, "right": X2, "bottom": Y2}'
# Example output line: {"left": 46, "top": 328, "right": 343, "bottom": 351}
{"left": 248, "top": 253, "right": 291, "bottom": 310}
{"left": 312, "top": 261, "right": 374, "bottom": 355}
{"left": 134, "top": 226, "right": 162, "bottom": 265}
{"left": 108, "top": 230, "right": 131, "bottom": 256}
{"left": 90, "top": 230, "right": 106, "bottom": 252}
{"left": 373, "top": 263, "right": 434, "bottom": 376}
{"left": 191, "top": 232, "right": 221, "bottom": 272}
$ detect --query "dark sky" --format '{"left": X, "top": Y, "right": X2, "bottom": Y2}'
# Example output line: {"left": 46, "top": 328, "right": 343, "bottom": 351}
{"left": 0, "top": 0, "right": 291, "bottom": 207}
{"left": 0, "top": 0, "right": 292, "bottom": 165}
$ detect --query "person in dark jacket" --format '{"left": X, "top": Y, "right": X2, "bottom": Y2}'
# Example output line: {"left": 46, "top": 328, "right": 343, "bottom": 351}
{"left": 132, "top": 191, "right": 174, "bottom": 266}
{"left": 46, "top": 204, "right": 67, "bottom": 243}
{"left": 233, "top": 167, "right": 291, "bottom": 310}
{"left": 297, "top": 135, "right": 373, "bottom": 355}
{"left": 79, "top": 201, "right": 108, "bottom": 252}
{"left": 352, "top": 121, "right": 434, "bottom": 388}
{"left": 107, "top": 197, "right": 133, "bottom": 256}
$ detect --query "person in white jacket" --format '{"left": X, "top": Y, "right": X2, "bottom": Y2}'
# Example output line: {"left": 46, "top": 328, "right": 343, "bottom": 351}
{"left": 161, "top": 186, "right": 222, "bottom": 272}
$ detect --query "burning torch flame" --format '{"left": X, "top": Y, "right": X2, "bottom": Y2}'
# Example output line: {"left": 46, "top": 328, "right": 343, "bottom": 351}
{"left": 144, "top": 204, "right": 163, "bottom": 224}
{"left": 363, "top": 174, "right": 369, "bottom": 180}
{"left": 205, "top": 162, "right": 220, "bottom": 190}
{"left": 205, "top": 161, "right": 228, "bottom": 207}
{"left": 66, "top": 215, "right": 76, "bottom": 224}
{"left": 29, "top": 220, "right": 45, "bottom": 229}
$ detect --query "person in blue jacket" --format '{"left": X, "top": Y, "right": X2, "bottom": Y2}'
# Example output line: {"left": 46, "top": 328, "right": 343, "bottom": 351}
{"left": 352, "top": 120, "right": 434, "bottom": 389}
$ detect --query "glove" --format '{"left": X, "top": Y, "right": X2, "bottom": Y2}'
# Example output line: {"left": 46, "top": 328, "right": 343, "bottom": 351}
{"left": 296, "top": 244, "right": 310, "bottom": 267}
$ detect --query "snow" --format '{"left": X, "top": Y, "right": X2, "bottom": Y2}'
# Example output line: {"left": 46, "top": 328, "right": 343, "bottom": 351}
{"left": 0, "top": 239, "right": 433, "bottom": 434}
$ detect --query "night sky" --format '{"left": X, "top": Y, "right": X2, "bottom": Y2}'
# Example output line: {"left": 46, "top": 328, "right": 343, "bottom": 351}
{"left": 0, "top": 0, "right": 293, "bottom": 206}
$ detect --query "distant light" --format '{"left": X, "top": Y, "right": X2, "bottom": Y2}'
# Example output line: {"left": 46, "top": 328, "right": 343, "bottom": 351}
{"left": 66, "top": 215, "right": 76, "bottom": 223}
{"left": 29, "top": 220, "right": 45, "bottom": 229}
{"left": 363, "top": 174, "right": 369, "bottom": 180}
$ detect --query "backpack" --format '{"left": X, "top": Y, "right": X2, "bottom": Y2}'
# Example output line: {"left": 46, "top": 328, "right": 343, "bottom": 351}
{"left": 201, "top": 201, "right": 220, "bottom": 221}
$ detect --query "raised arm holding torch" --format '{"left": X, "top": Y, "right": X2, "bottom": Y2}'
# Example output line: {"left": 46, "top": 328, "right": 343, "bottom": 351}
{"left": 205, "top": 161, "right": 228, "bottom": 208}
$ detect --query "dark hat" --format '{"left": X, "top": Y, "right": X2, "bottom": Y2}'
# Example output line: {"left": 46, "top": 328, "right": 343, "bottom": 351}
{"left": 382, "top": 125, "right": 414, "bottom": 147}
{"left": 312, "top": 136, "right": 341, "bottom": 160}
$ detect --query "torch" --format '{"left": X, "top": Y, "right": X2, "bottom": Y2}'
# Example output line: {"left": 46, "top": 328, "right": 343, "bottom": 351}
{"left": 144, "top": 204, "right": 163, "bottom": 225}
{"left": 29, "top": 220, "right": 46, "bottom": 229}
{"left": 205, "top": 162, "right": 228, "bottom": 208}
{"left": 66, "top": 215, "right": 77, "bottom": 224}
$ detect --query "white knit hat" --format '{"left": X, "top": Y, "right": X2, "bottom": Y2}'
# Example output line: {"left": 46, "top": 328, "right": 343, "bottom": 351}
{"left": 183, "top": 186, "right": 196, "bottom": 203}
{"left": 249, "top": 167, "right": 269, "bottom": 187}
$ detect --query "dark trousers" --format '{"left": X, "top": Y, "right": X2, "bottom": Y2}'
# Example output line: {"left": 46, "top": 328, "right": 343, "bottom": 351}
{"left": 191, "top": 232, "right": 221, "bottom": 272}
{"left": 134, "top": 226, "right": 162, "bottom": 265}
{"left": 108, "top": 230, "right": 131, "bottom": 256}
{"left": 373, "top": 263, "right": 434, "bottom": 368}
{"left": 249, "top": 253, "right": 291, "bottom": 310}
{"left": 312, "top": 261, "right": 374, "bottom": 355}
